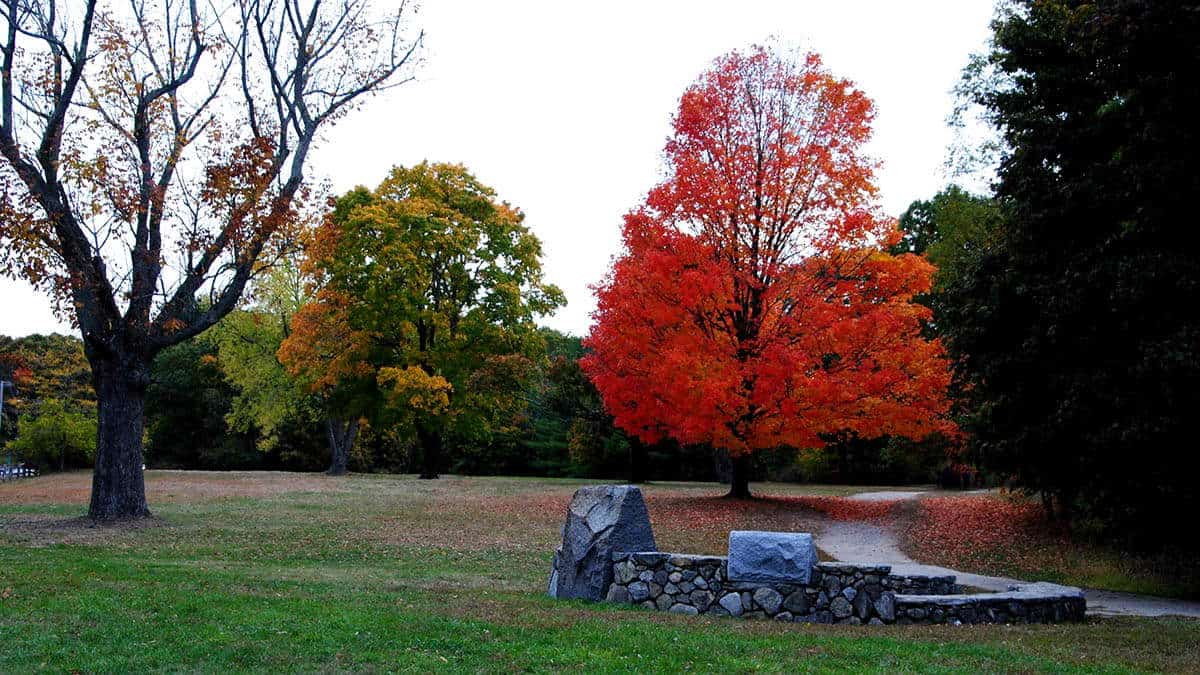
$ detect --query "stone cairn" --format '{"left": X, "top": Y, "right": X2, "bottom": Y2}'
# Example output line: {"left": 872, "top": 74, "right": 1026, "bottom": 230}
{"left": 548, "top": 485, "right": 1087, "bottom": 625}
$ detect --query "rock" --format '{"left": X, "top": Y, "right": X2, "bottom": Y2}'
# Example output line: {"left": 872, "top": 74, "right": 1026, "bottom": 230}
{"left": 831, "top": 596, "right": 853, "bottom": 619}
{"left": 605, "top": 585, "right": 631, "bottom": 603}
{"left": 549, "top": 485, "right": 657, "bottom": 601}
{"left": 815, "top": 610, "right": 833, "bottom": 624}
{"left": 852, "top": 590, "right": 872, "bottom": 619}
{"left": 678, "top": 581, "right": 694, "bottom": 594}
{"left": 690, "top": 590, "right": 715, "bottom": 610}
{"left": 783, "top": 590, "right": 809, "bottom": 614}
{"left": 640, "top": 600, "right": 656, "bottom": 609}
{"left": 655, "top": 594, "right": 673, "bottom": 611}
{"left": 669, "top": 603, "right": 699, "bottom": 615}
{"left": 639, "top": 571, "right": 654, "bottom": 582}
{"left": 874, "top": 593, "right": 896, "bottom": 622}
{"left": 614, "top": 560, "right": 638, "bottom": 584}
{"left": 842, "top": 587, "right": 857, "bottom": 602}
{"left": 664, "top": 583, "right": 679, "bottom": 595}
{"left": 774, "top": 611, "right": 794, "bottom": 622}
{"left": 907, "top": 607, "right": 928, "bottom": 620}
{"left": 629, "top": 581, "right": 651, "bottom": 602}
{"left": 727, "top": 531, "right": 817, "bottom": 584}
{"left": 752, "top": 587, "right": 784, "bottom": 614}
{"left": 548, "top": 549, "right": 561, "bottom": 595}
{"left": 719, "top": 592, "right": 744, "bottom": 616}
{"left": 668, "top": 572, "right": 683, "bottom": 583}
{"left": 693, "top": 577, "right": 708, "bottom": 590}
{"left": 868, "top": 618, "right": 884, "bottom": 626}
{"left": 847, "top": 617, "right": 862, "bottom": 626}
{"left": 648, "top": 582, "right": 663, "bottom": 598}
{"left": 823, "top": 575, "right": 841, "bottom": 596}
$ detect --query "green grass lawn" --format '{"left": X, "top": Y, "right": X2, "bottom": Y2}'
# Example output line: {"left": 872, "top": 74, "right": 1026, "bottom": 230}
{"left": 1, "top": 472, "right": 1197, "bottom": 673}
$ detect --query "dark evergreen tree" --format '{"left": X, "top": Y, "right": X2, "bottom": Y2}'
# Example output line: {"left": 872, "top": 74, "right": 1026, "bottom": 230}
{"left": 946, "top": 0, "right": 1200, "bottom": 548}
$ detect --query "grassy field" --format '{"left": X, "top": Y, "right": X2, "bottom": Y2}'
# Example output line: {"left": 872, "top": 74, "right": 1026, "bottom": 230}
{"left": 1, "top": 472, "right": 1197, "bottom": 673}
{"left": 899, "top": 494, "right": 1200, "bottom": 600}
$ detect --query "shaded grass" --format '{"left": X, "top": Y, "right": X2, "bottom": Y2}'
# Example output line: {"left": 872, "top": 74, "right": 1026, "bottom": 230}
{"left": 900, "top": 494, "right": 1200, "bottom": 600}
{"left": 0, "top": 472, "right": 1196, "bottom": 673}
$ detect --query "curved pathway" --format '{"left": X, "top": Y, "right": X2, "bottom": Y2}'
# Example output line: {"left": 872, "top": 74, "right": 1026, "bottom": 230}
{"left": 818, "top": 490, "right": 1200, "bottom": 618}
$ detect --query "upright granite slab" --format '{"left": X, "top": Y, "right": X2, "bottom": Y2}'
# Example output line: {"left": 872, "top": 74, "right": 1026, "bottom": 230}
{"left": 547, "top": 485, "right": 657, "bottom": 601}
{"left": 727, "top": 530, "right": 817, "bottom": 584}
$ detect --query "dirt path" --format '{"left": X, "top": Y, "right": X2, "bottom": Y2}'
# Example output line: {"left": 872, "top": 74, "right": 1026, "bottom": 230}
{"left": 819, "top": 490, "right": 1200, "bottom": 618}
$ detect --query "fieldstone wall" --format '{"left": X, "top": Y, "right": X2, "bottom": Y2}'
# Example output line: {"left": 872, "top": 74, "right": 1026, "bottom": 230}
{"left": 605, "top": 553, "right": 1084, "bottom": 625}
{"left": 887, "top": 572, "right": 960, "bottom": 595}
{"left": 895, "top": 583, "right": 1086, "bottom": 625}
{"left": 607, "top": 553, "right": 901, "bottom": 624}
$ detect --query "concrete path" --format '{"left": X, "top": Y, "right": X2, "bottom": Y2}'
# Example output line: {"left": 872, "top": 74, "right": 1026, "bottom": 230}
{"left": 819, "top": 492, "right": 1200, "bottom": 619}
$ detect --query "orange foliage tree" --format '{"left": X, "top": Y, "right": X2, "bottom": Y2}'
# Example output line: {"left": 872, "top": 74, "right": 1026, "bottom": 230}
{"left": 0, "top": 1, "right": 422, "bottom": 518}
{"left": 582, "top": 46, "right": 954, "bottom": 498}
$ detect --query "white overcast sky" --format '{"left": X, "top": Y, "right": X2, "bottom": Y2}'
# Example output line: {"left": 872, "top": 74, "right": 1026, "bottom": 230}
{"left": 0, "top": 0, "right": 997, "bottom": 339}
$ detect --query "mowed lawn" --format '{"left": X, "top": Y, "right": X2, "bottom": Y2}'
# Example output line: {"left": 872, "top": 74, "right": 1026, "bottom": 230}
{"left": 1, "top": 473, "right": 1197, "bottom": 673}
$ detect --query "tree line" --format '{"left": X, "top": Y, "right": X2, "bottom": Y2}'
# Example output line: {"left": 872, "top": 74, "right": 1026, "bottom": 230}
{"left": 1, "top": 0, "right": 1197, "bottom": 553}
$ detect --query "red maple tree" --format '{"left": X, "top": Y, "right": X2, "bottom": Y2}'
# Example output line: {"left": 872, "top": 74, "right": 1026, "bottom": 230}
{"left": 582, "top": 46, "right": 954, "bottom": 497}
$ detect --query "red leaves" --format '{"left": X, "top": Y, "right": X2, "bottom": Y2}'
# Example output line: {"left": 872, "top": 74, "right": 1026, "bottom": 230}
{"left": 903, "top": 495, "right": 1066, "bottom": 573}
{"left": 583, "top": 44, "right": 955, "bottom": 457}
{"left": 786, "top": 496, "right": 900, "bottom": 522}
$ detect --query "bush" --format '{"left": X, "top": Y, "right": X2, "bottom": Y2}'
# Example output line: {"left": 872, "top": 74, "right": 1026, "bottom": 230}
{"left": 6, "top": 399, "right": 96, "bottom": 470}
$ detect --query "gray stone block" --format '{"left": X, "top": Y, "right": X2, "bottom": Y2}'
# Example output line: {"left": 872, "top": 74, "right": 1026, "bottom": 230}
{"left": 874, "top": 592, "right": 896, "bottom": 621}
{"left": 831, "top": 596, "right": 853, "bottom": 619}
{"left": 719, "top": 592, "right": 744, "bottom": 616}
{"left": 727, "top": 531, "right": 817, "bottom": 584}
{"left": 752, "top": 587, "right": 783, "bottom": 614}
{"left": 606, "top": 585, "right": 631, "bottom": 603}
{"left": 548, "top": 485, "right": 657, "bottom": 601}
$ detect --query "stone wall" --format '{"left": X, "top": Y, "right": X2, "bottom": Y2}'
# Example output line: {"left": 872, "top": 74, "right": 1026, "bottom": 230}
{"left": 894, "top": 583, "right": 1086, "bottom": 625}
{"left": 605, "top": 553, "right": 1085, "bottom": 625}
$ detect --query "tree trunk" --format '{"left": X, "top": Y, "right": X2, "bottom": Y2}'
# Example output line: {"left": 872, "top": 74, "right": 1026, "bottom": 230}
{"left": 88, "top": 360, "right": 151, "bottom": 520}
{"left": 417, "top": 423, "right": 441, "bottom": 479}
{"left": 726, "top": 453, "right": 753, "bottom": 499}
{"left": 628, "top": 437, "right": 648, "bottom": 484}
{"left": 325, "top": 417, "right": 359, "bottom": 476}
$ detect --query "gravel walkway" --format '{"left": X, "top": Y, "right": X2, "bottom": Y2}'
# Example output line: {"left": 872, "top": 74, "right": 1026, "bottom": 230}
{"left": 819, "top": 491, "right": 1200, "bottom": 618}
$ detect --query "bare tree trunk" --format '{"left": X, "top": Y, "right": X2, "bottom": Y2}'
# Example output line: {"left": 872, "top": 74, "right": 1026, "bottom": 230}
{"left": 325, "top": 417, "right": 358, "bottom": 476}
{"left": 726, "top": 453, "right": 753, "bottom": 499}
{"left": 88, "top": 358, "right": 151, "bottom": 520}
{"left": 417, "top": 424, "right": 441, "bottom": 479}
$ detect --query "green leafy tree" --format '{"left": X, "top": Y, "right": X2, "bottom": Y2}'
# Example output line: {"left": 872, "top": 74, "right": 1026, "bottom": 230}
{"left": 895, "top": 186, "right": 1003, "bottom": 291}
{"left": 210, "top": 260, "right": 328, "bottom": 467}
{"left": 944, "top": 0, "right": 1200, "bottom": 548}
{"left": 8, "top": 399, "right": 96, "bottom": 471}
{"left": 280, "top": 163, "right": 564, "bottom": 478}
{"left": 145, "top": 338, "right": 260, "bottom": 469}
{"left": 0, "top": 334, "right": 95, "bottom": 453}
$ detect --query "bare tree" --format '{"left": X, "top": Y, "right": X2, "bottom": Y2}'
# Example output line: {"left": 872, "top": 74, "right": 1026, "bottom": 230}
{"left": 0, "top": 0, "right": 422, "bottom": 519}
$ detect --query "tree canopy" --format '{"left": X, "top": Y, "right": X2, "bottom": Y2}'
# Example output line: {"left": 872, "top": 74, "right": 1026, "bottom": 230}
{"left": 943, "top": 0, "right": 1200, "bottom": 548}
{"left": 583, "top": 45, "right": 954, "bottom": 497}
{"left": 279, "top": 162, "right": 564, "bottom": 478}
{"left": 0, "top": 0, "right": 423, "bottom": 518}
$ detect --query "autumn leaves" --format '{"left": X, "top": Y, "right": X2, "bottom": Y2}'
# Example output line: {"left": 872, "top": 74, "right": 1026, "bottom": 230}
{"left": 582, "top": 46, "right": 954, "bottom": 495}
